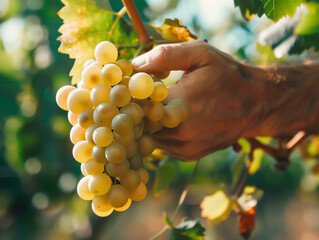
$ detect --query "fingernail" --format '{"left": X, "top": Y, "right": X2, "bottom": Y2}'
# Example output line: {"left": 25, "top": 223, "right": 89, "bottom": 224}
{"left": 132, "top": 55, "right": 146, "bottom": 67}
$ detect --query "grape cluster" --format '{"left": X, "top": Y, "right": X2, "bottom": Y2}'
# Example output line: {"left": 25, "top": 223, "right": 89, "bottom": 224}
{"left": 56, "top": 41, "right": 189, "bottom": 217}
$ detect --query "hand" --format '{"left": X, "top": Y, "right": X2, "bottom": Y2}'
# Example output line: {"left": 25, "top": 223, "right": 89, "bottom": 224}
{"left": 132, "top": 40, "right": 262, "bottom": 160}
{"left": 132, "top": 40, "right": 319, "bottom": 161}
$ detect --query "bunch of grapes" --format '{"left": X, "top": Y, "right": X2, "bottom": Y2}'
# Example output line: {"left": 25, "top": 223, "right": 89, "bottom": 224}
{"left": 56, "top": 41, "right": 189, "bottom": 217}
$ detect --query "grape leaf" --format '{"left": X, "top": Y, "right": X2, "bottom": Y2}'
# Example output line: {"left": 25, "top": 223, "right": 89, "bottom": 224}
{"left": 155, "top": 18, "right": 197, "bottom": 42}
{"left": 234, "top": 0, "right": 264, "bottom": 21}
{"left": 261, "top": 0, "right": 302, "bottom": 21}
{"left": 170, "top": 219, "right": 205, "bottom": 240}
{"left": 153, "top": 160, "right": 177, "bottom": 196}
{"left": 200, "top": 189, "right": 232, "bottom": 226}
{"left": 57, "top": 0, "right": 138, "bottom": 84}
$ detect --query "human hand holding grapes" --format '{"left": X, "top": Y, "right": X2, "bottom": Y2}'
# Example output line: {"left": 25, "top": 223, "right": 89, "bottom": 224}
{"left": 132, "top": 40, "right": 319, "bottom": 160}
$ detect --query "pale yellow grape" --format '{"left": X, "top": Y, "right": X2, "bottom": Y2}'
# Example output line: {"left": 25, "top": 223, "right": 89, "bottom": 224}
{"left": 93, "top": 103, "right": 119, "bottom": 128}
{"left": 78, "top": 109, "right": 94, "bottom": 129}
{"left": 146, "top": 101, "right": 164, "bottom": 121}
{"left": 83, "top": 59, "right": 95, "bottom": 68}
{"left": 150, "top": 81, "right": 168, "bottom": 101}
{"left": 88, "top": 173, "right": 112, "bottom": 196}
{"left": 93, "top": 127, "right": 113, "bottom": 147}
{"left": 120, "top": 76, "right": 130, "bottom": 87}
{"left": 128, "top": 154, "right": 143, "bottom": 170}
{"left": 129, "top": 73, "right": 154, "bottom": 99}
{"left": 129, "top": 182, "right": 147, "bottom": 201}
{"left": 107, "top": 185, "right": 129, "bottom": 208}
{"left": 82, "top": 64, "right": 103, "bottom": 88}
{"left": 92, "top": 194, "right": 113, "bottom": 212}
{"left": 112, "top": 113, "right": 133, "bottom": 135}
{"left": 137, "top": 168, "right": 149, "bottom": 184}
{"left": 77, "top": 80, "right": 92, "bottom": 91}
{"left": 72, "top": 140, "right": 94, "bottom": 163}
{"left": 168, "top": 98, "right": 190, "bottom": 121}
{"left": 105, "top": 142, "right": 127, "bottom": 164}
{"left": 90, "top": 84, "right": 111, "bottom": 107}
{"left": 67, "top": 89, "right": 93, "bottom": 114}
{"left": 84, "top": 159, "right": 105, "bottom": 175}
{"left": 81, "top": 163, "right": 89, "bottom": 176}
{"left": 120, "top": 102, "right": 144, "bottom": 125}
{"left": 145, "top": 119, "right": 163, "bottom": 134}
{"left": 137, "top": 135, "right": 156, "bottom": 157}
{"left": 101, "top": 63, "right": 122, "bottom": 86}
{"left": 133, "top": 121, "right": 144, "bottom": 139}
{"left": 92, "top": 203, "right": 113, "bottom": 217}
{"left": 85, "top": 124, "right": 98, "bottom": 143}
{"left": 115, "top": 59, "right": 133, "bottom": 76}
{"left": 90, "top": 61, "right": 103, "bottom": 68}
{"left": 92, "top": 146, "right": 108, "bottom": 164}
{"left": 109, "top": 85, "right": 131, "bottom": 107}
{"left": 120, "top": 170, "right": 140, "bottom": 190}
{"left": 113, "top": 131, "right": 134, "bottom": 147}
{"left": 105, "top": 160, "right": 129, "bottom": 177}
{"left": 126, "top": 140, "right": 138, "bottom": 158}
{"left": 77, "top": 176, "right": 94, "bottom": 200}
{"left": 68, "top": 111, "right": 78, "bottom": 126}
{"left": 95, "top": 41, "right": 118, "bottom": 65}
{"left": 70, "top": 124, "right": 86, "bottom": 144}
{"left": 160, "top": 105, "right": 182, "bottom": 128}
{"left": 114, "top": 198, "right": 131, "bottom": 212}
{"left": 56, "top": 85, "right": 76, "bottom": 111}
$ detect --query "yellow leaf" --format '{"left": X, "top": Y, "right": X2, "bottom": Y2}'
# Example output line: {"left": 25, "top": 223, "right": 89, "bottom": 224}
{"left": 155, "top": 18, "right": 197, "bottom": 42}
{"left": 249, "top": 149, "right": 264, "bottom": 175}
{"left": 200, "top": 190, "right": 232, "bottom": 226}
{"left": 237, "top": 186, "right": 263, "bottom": 212}
{"left": 238, "top": 138, "right": 251, "bottom": 153}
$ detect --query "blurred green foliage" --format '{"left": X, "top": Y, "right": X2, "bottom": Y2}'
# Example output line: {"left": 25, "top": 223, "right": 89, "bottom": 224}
{"left": 0, "top": 0, "right": 319, "bottom": 240}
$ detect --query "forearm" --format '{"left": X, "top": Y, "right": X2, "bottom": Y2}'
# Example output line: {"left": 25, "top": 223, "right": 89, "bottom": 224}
{"left": 241, "top": 59, "right": 319, "bottom": 137}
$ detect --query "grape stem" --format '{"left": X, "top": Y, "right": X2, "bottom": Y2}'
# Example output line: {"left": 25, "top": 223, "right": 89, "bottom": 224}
{"left": 109, "top": 7, "right": 127, "bottom": 38}
{"left": 150, "top": 159, "right": 201, "bottom": 240}
{"left": 121, "top": 0, "right": 151, "bottom": 44}
{"left": 233, "top": 168, "right": 250, "bottom": 198}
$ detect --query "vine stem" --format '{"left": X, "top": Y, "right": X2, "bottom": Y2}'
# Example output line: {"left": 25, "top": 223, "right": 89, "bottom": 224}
{"left": 109, "top": 7, "right": 127, "bottom": 37}
{"left": 121, "top": 0, "right": 151, "bottom": 44}
{"left": 150, "top": 160, "right": 201, "bottom": 240}
{"left": 233, "top": 168, "right": 250, "bottom": 198}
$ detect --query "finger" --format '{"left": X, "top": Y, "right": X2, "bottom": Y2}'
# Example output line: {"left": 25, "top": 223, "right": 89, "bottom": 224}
{"left": 132, "top": 40, "right": 213, "bottom": 73}
{"left": 154, "top": 122, "right": 196, "bottom": 141}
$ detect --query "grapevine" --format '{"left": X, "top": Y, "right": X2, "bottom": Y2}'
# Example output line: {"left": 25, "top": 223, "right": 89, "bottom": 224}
{"left": 54, "top": 0, "right": 319, "bottom": 239}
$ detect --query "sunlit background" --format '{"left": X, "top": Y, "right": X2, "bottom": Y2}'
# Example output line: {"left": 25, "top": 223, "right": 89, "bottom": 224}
{"left": 0, "top": 0, "right": 319, "bottom": 239}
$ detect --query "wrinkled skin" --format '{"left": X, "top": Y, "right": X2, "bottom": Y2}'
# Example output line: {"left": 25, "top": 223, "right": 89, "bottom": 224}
{"left": 132, "top": 40, "right": 319, "bottom": 161}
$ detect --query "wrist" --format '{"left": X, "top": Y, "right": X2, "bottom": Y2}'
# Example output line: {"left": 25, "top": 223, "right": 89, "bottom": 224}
{"left": 238, "top": 61, "right": 319, "bottom": 137}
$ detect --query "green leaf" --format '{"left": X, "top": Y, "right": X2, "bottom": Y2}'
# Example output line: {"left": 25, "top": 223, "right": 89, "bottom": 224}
{"left": 163, "top": 212, "right": 174, "bottom": 228}
{"left": 153, "top": 160, "right": 177, "bottom": 196}
{"left": 170, "top": 219, "right": 205, "bottom": 240}
{"left": 200, "top": 189, "right": 233, "bottom": 226}
{"left": 234, "top": 0, "right": 264, "bottom": 21}
{"left": 261, "top": 0, "right": 302, "bottom": 21}
{"left": 295, "top": 2, "right": 319, "bottom": 35}
{"left": 57, "top": 0, "right": 138, "bottom": 84}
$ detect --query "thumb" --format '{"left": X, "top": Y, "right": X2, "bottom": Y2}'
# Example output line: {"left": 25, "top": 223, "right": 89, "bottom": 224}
{"left": 132, "top": 40, "right": 212, "bottom": 73}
